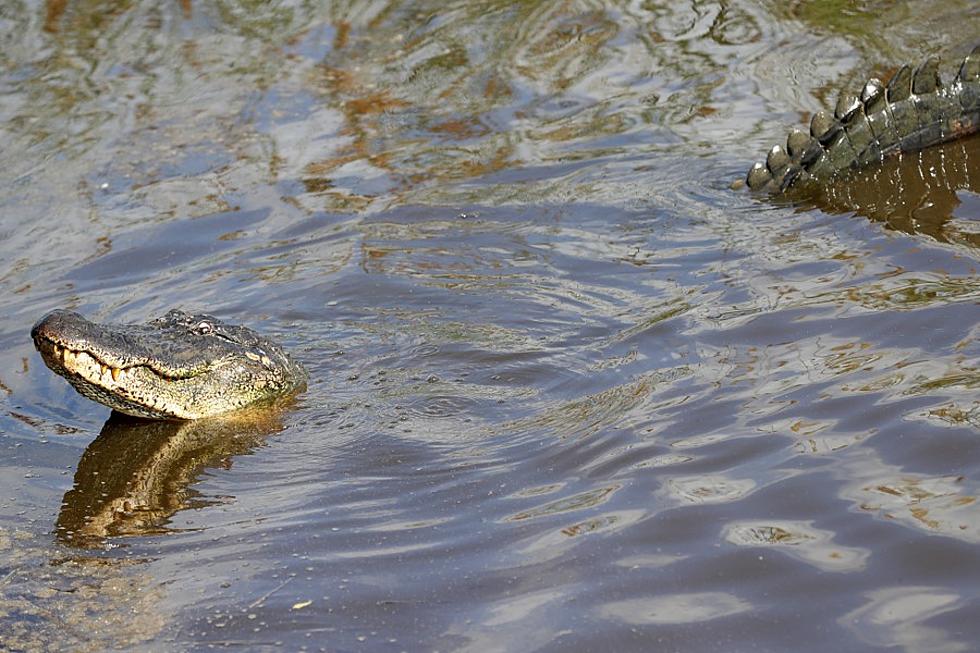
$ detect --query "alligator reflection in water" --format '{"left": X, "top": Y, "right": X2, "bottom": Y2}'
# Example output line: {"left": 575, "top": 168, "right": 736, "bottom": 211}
{"left": 782, "top": 134, "right": 980, "bottom": 244}
{"left": 57, "top": 409, "right": 287, "bottom": 547}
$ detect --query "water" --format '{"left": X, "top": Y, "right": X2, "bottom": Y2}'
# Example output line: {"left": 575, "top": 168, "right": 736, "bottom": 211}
{"left": 1, "top": 1, "right": 979, "bottom": 651}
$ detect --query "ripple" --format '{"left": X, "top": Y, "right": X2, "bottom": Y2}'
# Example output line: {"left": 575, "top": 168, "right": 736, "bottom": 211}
{"left": 662, "top": 475, "right": 756, "bottom": 505}
{"left": 506, "top": 485, "right": 620, "bottom": 522}
{"left": 846, "top": 472, "right": 980, "bottom": 543}
{"left": 599, "top": 592, "right": 752, "bottom": 625}
{"left": 842, "top": 587, "right": 969, "bottom": 653}
{"left": 359, "top": 517, "right": 452, "bottom": 533}
{"left": 508, "top": 483, "right": 566, "bottom": 499}
{"left": 513, "top": 509, "right": 647, "bottom": 565}
{"left": 501, "top": 369, "right": 686, "bottom": 441}
{"left": 614, "top": 553, "right": 686, "bottom": 569}
{"left": 634, "top": 453, "right": 695, "bottom": 468}
{"left": 5, "top": 1, "right": 980, "bottom": 650}
{"left": 723, "top": 520, "right": 869, "bottom": 572}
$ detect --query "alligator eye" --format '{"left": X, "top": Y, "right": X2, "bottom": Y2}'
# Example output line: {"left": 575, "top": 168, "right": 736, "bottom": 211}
{"left": 195, "top": 320, "right": 214, "bottom": 335}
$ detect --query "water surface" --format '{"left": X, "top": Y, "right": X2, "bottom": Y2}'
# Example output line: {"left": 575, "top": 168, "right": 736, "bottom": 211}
{"left": 1, "top": 1, "right": 979, "bottom": 651}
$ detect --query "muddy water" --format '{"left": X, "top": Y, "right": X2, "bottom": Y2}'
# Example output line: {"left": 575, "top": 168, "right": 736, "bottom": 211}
{"left": 1, "top": 1, "right": 979, "bottom": 651}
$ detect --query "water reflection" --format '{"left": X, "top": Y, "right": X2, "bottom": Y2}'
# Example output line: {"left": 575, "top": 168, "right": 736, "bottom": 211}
{"left": 723, "top": 520, "right": 869, "bottom": 572}
{"left": 841, "top": 458, "right": 980, "bottom": 544}
{"left": 663, "top": 475, "right": 756, "bottom": 505}
{"left": 842, "top": 587, "right": 970, "bottom": 653}
{"left": 599, "top": 592, "right": 752, "bottom": 625}
{"left": 788, "top": 135, "right": 980, "bottom": 244}
{"left": 57, "top": 408, "right": 287, "bottom": 547}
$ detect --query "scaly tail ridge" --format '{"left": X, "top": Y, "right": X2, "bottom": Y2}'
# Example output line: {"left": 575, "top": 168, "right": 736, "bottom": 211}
{"left": 746, "top": 46, "right": 980, "bottom": 193}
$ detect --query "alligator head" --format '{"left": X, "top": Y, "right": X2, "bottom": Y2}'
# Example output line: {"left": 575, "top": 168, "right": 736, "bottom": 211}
{"left": 745, "top": 45, "right": 980, "bottom": 193}
{"left": 32, "top": 309, "right": 307, "bottom": 419}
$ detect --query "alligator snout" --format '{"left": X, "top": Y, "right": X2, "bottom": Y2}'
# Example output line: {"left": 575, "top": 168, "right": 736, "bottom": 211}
{"left": 32, "top": 309, "right": 307, "bottom": 419}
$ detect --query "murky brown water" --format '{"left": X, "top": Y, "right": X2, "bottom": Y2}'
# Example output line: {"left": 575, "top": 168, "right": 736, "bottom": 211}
{"left": 1, "top": 1, "right": 979, "bottom": 651}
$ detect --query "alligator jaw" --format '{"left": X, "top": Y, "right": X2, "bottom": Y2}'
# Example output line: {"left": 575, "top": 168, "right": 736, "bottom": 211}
{"left": 36, "top": 338, "right": 133, "bottom": 386}
{"left": 33, "top": 332, "right": 205, "bottom": 419}
{"left": 32, "top": 309, "right": 307, "bottom": 420}
{"left": 35, "top": 335, "right": 147, "bottom": 396}
{"left": 745, "top": 45, "right": 980, "bottom": 193}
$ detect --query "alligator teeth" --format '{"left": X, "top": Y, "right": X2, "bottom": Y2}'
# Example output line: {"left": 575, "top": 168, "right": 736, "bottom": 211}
{"left": 100, "top": 363, "right": 108, "bottom": 377}
{"left": 63, "top": 349, "right": 75, "bottom": 366}
{"left": 111, "top": 367, "right": 121, "bottom": 382}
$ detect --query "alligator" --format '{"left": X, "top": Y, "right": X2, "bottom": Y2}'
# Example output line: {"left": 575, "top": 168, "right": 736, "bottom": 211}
{"left": 31, "top": 309, "right": 307, "bottom": 419}
{"left": 744, "top": 45, "right": 979, "bottom": 193}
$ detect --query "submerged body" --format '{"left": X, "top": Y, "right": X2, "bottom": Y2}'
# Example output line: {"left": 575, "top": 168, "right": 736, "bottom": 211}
{"left": 746, "top": 46, "right": 980, "bottom": 193}
{"left": 32, "top": 309, "right": 307, "bottom": 419}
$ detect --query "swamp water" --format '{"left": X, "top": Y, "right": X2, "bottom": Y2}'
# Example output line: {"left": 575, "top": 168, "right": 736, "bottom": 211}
{"left": 1, "top": 2, "right": 979, "bottom": 651}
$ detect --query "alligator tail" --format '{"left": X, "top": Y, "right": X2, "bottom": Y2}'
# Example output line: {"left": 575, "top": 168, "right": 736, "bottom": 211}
{"left": 746, "top": 45, "right": 980, "bottom": 193}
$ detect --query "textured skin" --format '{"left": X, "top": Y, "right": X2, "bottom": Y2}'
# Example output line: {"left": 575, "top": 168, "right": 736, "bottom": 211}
{"left": 32, "top": 309, "right": 307, "bottom": 419}
{"left": 746, "top": 46, "right": 980, "bottom": 193}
